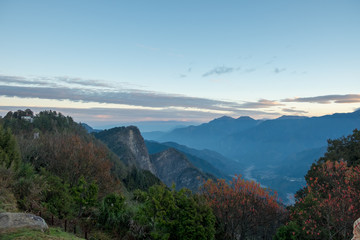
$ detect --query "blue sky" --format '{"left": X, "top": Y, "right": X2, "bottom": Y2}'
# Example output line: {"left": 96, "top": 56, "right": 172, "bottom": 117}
{"left": 0, "top": 0, "right": 359, "bottom": 130}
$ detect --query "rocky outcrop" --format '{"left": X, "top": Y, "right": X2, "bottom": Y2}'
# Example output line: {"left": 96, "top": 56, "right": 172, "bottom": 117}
{"left": 150, "top": 148, "right": 210, "bottom": 191}
{"left": 0, "top": 212, "right": 48, "bottom": 232}
{"left": 96, "top": 126, "right": 213, "bottom": 191}
{"left": 95, "top": 126, "right": 156, "bottom": 174}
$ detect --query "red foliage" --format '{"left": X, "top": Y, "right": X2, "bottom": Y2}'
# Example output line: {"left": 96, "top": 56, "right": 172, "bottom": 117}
{"left": 293, "top": 160, "right": 360, "bottom": 239}
{"left": 38, "top": 132, "right": 118, "bottom": 197}
{"left": 202, "top": 175, "right": 285, "bottom": 240}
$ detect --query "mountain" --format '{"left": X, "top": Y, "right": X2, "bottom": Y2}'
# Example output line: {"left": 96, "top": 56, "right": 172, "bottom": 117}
{"left": 95, "top": 126, "right": 156, "bottom": 174}
{"left": 95, "top": 126, "right": 212, "bottom": 191}
{"left": 142, "top": 131, "right": 166, "bottom": 140}
{"left": 150, "top": 148, "right": 213, "bottom": 191}
{"left": 151, "top": 110, "right": 360, "bottom": 166}
{"left": 151, "top": 116, "right": 260, "bottom": 150}
{"left": 219, "top": 110, "right": 360, "bottom": 165}
{"left": 145, "top": 140, "right": 231, "bottom": 180}
{"left": 146, "top": 110, "right": 360, "bottom": 203}
{"left": 81, "top": 123, "right": 101, "bottom": 133}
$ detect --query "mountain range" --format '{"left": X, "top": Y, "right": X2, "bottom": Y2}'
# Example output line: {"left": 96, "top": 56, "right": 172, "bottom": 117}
{"left": 143, "top": 110, "right": 360, "bottom": 204}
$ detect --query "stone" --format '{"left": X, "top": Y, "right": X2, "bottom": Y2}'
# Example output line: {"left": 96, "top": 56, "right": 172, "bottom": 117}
{"left": 0, "top": 212, "right": 48, "bottom": 232}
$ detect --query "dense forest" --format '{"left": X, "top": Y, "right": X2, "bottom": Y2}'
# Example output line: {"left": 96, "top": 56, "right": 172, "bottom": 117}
{"left": 0, "top": 109, "right": 359, "bottom": 239}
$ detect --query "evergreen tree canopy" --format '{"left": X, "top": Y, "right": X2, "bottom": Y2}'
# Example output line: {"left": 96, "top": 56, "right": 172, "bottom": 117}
{"left": 0, "top": 125, "right": 21, "bottom": 170}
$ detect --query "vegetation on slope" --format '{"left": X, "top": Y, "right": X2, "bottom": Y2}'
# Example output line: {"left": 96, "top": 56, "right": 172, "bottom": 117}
{"left": 3, "top": 109, "right": 359, "bottom": 239}
{"left": 275, "top": 129, "right": 360, "bottom": 240}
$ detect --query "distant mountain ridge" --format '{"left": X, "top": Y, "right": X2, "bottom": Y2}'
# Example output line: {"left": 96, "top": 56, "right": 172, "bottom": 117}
{"left": 144, "top": 110, "right": 360, "bottom": 203}
{"left": 149, "top": 110, "right": 360, "bottom": 164}
{"left": 81, "top": 123, "right": 101, "bottom": 133}
{"left": 150, "top": 115, "right": 261, "bottom": 150}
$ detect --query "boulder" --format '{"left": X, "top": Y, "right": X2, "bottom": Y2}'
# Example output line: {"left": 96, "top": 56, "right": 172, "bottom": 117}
{"left": 0, "top": 212, "right": 48, "bottom": 232}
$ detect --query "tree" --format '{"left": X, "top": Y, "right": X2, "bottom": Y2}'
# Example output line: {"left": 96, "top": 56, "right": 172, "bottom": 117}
{"left": 319, "top": 129, "right": 360, "bottom": 166}
{"left": 202, "top": 175, "right": 285, "bottom": 240}
{"left": 41, "top": 171, "right": 74, "bottom": 220}
{"left": 71, "top": 176, "right": 99, "bottom": 238}
{"left": 98, "top": 193, "right": 128, "bottom": 236}
{"left": 173, "top": 188, "right": 215, "bottom": 240}
{"left": 124, "top": 166, "right": 161, "bottom": 191}
{"left": 72, "top": 176, "right": 98, "bottom": 219}
{"left": 0, "top": 125, "right": 21, "bottom": 170}
{"left": 273, "top": 221, "right": 304, "bottom": 240}
{"left": 134, "top": 184, "right": 215, "bottom": 240}
{"left": 283, "top": 129, "right": 360, "bottom": 240}
{"left": 12, "top": 163, "right": 46, "bottom": 212}
{"left": 24, "top": 132, "right": 117, "bottom": 196}
{"left": 290, "top": 161, "right": 360, "bottom": 239}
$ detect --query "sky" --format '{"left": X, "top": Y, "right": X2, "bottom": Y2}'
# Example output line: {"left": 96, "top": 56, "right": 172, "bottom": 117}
{"left": 0, "top": 0, "right": 359, "bottom": 130}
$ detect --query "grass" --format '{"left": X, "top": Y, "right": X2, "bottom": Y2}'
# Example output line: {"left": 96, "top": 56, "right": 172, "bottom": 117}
{"left": 0, "top": 227, "right": 84, "bottom": 240}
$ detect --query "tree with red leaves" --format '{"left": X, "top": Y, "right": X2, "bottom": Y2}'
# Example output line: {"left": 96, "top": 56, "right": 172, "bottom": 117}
{"left": 289, "top": 161, "right": 360, "bottom": 239}
{"left": 277, "top": 130, "right": 360, "bottom": 240}
{"left": 202, "top": 175, "right": 285, "bottom": 240}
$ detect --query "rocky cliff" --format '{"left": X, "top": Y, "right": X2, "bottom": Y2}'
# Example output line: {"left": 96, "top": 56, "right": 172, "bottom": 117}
{"left": 95, "top": 126, "right": 155, "bottom": 174}
{"left": 95, "top": 126, "right": 211, "bottom": 191}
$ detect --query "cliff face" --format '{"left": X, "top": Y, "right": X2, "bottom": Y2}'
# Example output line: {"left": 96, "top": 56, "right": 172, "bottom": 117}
{"left": 96, "top": 126, "right": 211, "bottom": 191}
{"left": 150, "top": 148, "right": 209, "bottom": 192}
{"left": 125, "top": 126, "right": 155, "bottom": 173}
{"left": 95, "top": 126, "right": 156, "bottom": 174}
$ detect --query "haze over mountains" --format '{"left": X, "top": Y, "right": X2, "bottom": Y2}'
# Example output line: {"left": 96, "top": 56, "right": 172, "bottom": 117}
{"left": 143, "top": 110, "right": 360, "bottom": 204}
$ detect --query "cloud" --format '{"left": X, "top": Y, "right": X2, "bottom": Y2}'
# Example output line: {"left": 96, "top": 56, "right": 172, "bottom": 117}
{"left": 244, "top": 68, "right": 256, "bottom": 73}
{"left": 238, "top": 99, "right": 283, "bottom": 109}
{"left": 0, "top": 74, "right": 284, "bottom": 123}
{"left": 274, "top": 68, "right": 286, "bottom": 74}
{"left": 179, "top": 74, "right": 187, "bottom": 78}
{"left": 0, "top": 75, "right": 56, "bottom": 87}
{"left": 56, "top": 76, "right": 112, "bottom": 88}
{"left": 0, "top": 85, "right": 283, "bottom": 115}
{"left": 202, "top": 66, "right": 235, "bottom": 77}
{"left": 0, "top": 74, "right": 112, "bottom": 89}
{"left": 282, "top": 94, "right": 360, "bottom": 104}
{"left": 282, "top": 108, "right": 308, "bottom": 114}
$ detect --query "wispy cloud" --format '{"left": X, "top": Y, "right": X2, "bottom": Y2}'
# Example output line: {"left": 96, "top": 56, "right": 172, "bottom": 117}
{"left": 0, "top": 74, "right": 290, "bottom": 115}
{"left": 202, "top": 66, "right": 235, "bottom": 77}
{"left": 56, "top": 76, "right": 112, "bottom": 88}
{"left": 244, "top": 68, "right": 256, "bottom": 73}
{"left": 282, "top": 108, "right": 308, "bottom": 114}
{"left": 0, "top": 75, "right": 57, "bottom": 87}
{"left": 0, "top": 74, "right": 280, "bottom": 114}
{"left": 274, "top": 67, "right": 286, "bottom": 74}
{"left": 239, "top": 99, "right": 283, "bottom": 109}
{"left": 283, "top": 94, "right": 360, "bottom": 104}
{"left": 0, "top": 74, "right": 113, "bottom": 89}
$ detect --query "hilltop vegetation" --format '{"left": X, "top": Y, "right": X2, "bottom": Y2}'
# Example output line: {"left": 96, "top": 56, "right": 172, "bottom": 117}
{"left": 275, "top": 129, "right": 360, "bottom": 240}
{"left": 1, "top": 109, "right": 359, "bottom": 239}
